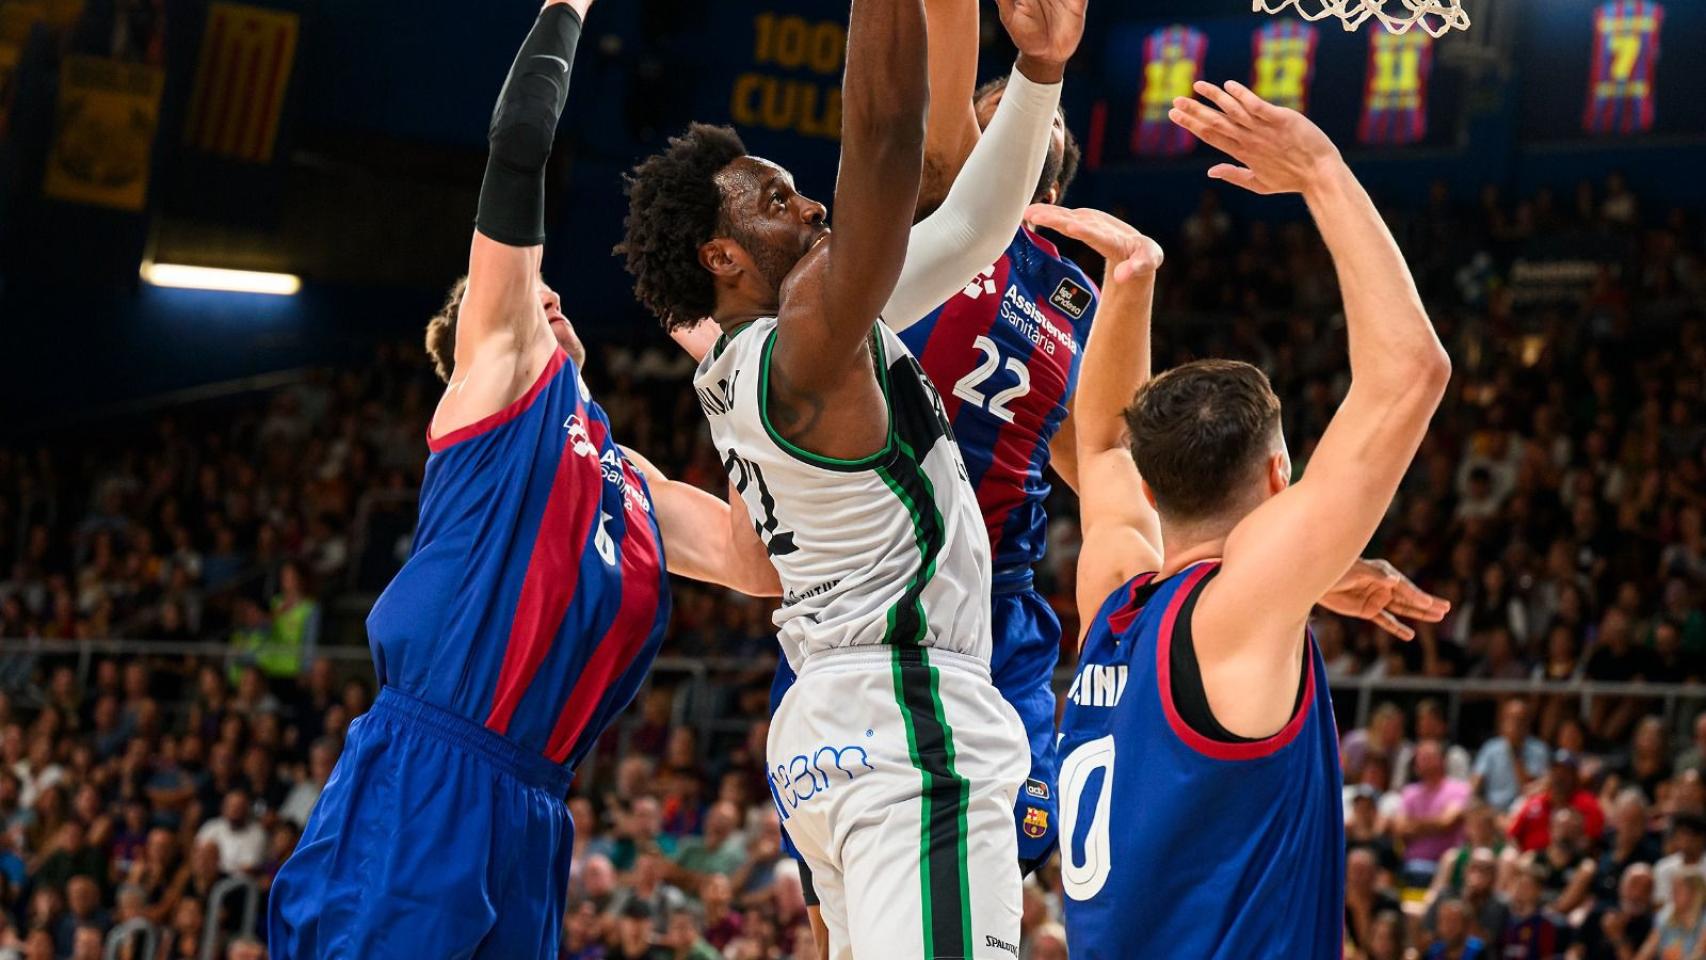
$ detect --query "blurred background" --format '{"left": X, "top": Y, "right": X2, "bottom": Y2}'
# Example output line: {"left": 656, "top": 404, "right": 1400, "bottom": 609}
{"left": 0, "top": 0, "right": 1704, "bottom": 957}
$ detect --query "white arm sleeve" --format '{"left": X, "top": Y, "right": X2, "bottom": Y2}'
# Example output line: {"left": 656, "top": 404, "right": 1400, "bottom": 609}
{"left": 880, "top": 67, "right": 1063, "bottom": 330}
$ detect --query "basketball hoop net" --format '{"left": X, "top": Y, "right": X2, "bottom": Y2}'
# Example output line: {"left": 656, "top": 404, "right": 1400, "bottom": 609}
{"left": 1253, "top": 0, "right": 1471, "bottom": 37}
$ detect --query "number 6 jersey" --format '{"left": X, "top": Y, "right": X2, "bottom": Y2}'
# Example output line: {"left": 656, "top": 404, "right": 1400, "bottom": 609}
{"left": 1058, "top": 562, "right": 1345, "bottom": 960}
{"left": 695, "top": 317, "right": 993, "bottom": 670}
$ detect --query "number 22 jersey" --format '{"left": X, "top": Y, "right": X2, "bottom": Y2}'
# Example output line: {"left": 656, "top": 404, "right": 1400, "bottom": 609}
{"left": 1057, "top": 562, "right": 1345, "bottom": 959}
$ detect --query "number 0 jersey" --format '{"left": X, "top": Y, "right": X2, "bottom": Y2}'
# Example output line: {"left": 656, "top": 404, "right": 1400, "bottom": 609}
{"left": 1058, "top": 562, "right": 1345, "bottom": 960}
{"left": 695, "top": 317, "right": 993, "bottom": 671}
{"left": 898, "top": 228, "right": 1097, "bottom": 587}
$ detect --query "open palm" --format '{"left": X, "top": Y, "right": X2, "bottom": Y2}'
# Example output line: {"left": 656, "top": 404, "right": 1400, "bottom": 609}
{"left": 995, "top": 0, "right": 1087, "bottom": 65}
{"left": 1168, "top": 80, "right": 1341, "bottom": 196}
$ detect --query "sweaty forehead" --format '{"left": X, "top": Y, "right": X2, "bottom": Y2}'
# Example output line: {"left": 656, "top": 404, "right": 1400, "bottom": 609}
{"left": 715, "top": 156, "right": 792, "bottom": 199}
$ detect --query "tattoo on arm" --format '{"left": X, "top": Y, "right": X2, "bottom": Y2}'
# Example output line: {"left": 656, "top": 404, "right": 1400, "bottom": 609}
{"left": 768, "top": 361, "right": 828, "bottom": 439}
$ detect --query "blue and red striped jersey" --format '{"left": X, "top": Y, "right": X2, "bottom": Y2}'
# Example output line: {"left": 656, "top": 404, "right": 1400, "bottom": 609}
{"left": 367, "top": 350, "right": 670, "bottom": 772}
{"left": 898, "top": 227, "right": 1097, "bottom": 588}
{"left": 1058, "top": 563, "right": 1344, "bottom": 959}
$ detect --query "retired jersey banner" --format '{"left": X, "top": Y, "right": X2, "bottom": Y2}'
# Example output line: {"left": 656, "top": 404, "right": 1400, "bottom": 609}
{"left": 1584, "top": 0, "right": 1663, "bottom": 135}
{"left": 1133, "top": 25, "right": 1206, "bottom": 157}
{"left": 1251, "top": 21, "right": 1318, "bottom": 113}
{"left": 43, "top": 56, "right": 164, "bottom": 211}
{"left": 1358, "top": 29, "right": 1433, "bottom": 146}
{"left": 185, "top": 2, "right": 299, "bottom": 162}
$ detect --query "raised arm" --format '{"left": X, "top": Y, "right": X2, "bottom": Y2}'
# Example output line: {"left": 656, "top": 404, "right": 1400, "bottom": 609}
{"left": 768, "top": 0, "right": 930, "bottom": 388}
{"left": 1171, "top": 82, "right": 1450, "bottom": 726}
{"left": 882, "top": 0, "right": 1086, "bottom": 329}
{"left": 433, "top": 0, "right": 590, "bottom": 438}
{"left": 917, "top": 0, "right": 984, "bottom": 217}
{"left": 1022, "top": 206, "right": 1164, "bottom": 634}
{"left": 620, "top": 447, "right": 782, "bottom": 598}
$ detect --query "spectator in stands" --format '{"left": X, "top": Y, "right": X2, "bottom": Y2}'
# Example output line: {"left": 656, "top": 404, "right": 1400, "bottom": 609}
{"left": 1399, "top": 739, "right": 1474, "bottom": 880}
{"left": 1579, "top": 863, "right": 1657, "bottom": 960}
{"left": 1585, "top": 609, "right": 1654, "bottom": 743}
{"left": 1346, "top": 848, "right": 1402, "bottom": 957}
{"left": 193, "top": 791, "right": 264, "bottom": 875}
{"left": 1425, "top": 898, "right": 1488, "bottom": 960}
{"left": 609, "top": 900, "right": 667, "bottom": 960}
{"left": 610, "top": 852, "right": 688, "bottom": 934}
{"left": 1510, "top": 751, "right": 1606, "bottom": 853}
{"left": 1343, "top": 703, "right": 1409, "bottom": 785}
{"left": 1637, "top": 873, "right": 1706, "bottom": 960}
{"left": 672, "top": 800, "right": 744, "bottom": 885}
{"left": 1501, "top": 863, "right": 1564, "bottom": 959}
{"left": 1397, "top": 700, "right": 1473, "bottom": 784}
{"left": 1678, "top": 714, "right": 1706, "bottom": 778}
{"left": 661, "top": 910, "right": 719, "bottom": 960}
{"left": 1655, "top": 814, "right": 1706, "bottom": 907}
{"left": 279, "top": 737, "right": 336, "bottom": 828}
{"left": 1475, "top": 699, "right": 1552, "bottom": 812}
{"left": 1595, "top": 789, "right": 1665, "bottom": 904}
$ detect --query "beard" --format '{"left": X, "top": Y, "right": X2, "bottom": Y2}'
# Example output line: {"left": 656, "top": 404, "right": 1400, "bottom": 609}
{"left": 739, "top": 224, "right": 825, "bottom": 294}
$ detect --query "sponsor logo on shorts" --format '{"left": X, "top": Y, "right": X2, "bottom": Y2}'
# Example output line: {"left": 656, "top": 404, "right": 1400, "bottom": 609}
{"left": 1023, "top": 807, "right": 1050, "bottom": 839}
{"left": 769, "top": 744, "right": 876, "bottom": 818}
{"left": 986, "top": 935, "right": 1020, "bottom": 957}
{"left": 1049, "top": 278, "right": 1093, "bottom": 320}
{"left": 1024, "top": 778, "right": 1050, "bottom": 801}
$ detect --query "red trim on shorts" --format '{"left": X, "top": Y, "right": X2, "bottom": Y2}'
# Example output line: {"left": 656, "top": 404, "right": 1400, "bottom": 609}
{"left": 1154, "top": 561, "right": 1316, "bottom": 761}
{"left": 427, "top": 349, "right": 568, "bottom": 453}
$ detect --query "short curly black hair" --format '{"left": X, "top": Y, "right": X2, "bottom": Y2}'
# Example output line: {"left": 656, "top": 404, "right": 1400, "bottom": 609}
{"left": 617, "top": 123, "right": 749, "bottom": 331}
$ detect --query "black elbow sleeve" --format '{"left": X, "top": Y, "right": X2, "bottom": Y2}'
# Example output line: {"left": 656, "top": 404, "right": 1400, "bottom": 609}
{"left": 474, "top": 3, "right": 583, "bottom": 247}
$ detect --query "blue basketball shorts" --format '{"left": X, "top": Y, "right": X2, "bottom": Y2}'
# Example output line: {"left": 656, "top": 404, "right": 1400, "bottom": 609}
{"left": 268, "top": 687, "right": 575, "bottom": 960}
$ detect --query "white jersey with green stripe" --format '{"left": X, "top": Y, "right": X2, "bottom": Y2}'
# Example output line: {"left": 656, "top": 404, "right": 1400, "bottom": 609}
{"left": 694, "top": 317, "right": 994, "bottom": 671}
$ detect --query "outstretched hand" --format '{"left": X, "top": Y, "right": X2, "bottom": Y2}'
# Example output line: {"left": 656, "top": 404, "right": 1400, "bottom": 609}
{"left": 1318, "top": 558, "right": 1450, "bottom": 641}
{"left": 1024, "top": 204, "right": 1162, "bottom": 285}
{"left": 995, "top": 0, "right": 1088, "bottom": 69}
{"left": 1168, "top": 80, "right": 1342, "bottom": 196}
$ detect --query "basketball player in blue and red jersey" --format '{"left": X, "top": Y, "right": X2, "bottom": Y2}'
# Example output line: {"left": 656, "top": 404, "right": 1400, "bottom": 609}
{"left": 1053, "top": 80, "right": 1453, "bottom": 959}
{"left": 267, "top": 2, "right": 773, "bottom": 957}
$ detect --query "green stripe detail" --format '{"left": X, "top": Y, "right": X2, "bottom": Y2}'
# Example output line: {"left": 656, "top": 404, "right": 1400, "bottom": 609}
{"left": 875, "top": 435, "right": 944, "bottom": 646}
{"left": 891, "top": 649, "right": 935, "bottom": 955}
{"left": 927, "top": 654, "right": 975, "bottom": 947}
{"left": 890, "top": 647, "right": 974, "bottom": 959}
{"left": 757, "top": 328, "right": 894, "bottom": 471}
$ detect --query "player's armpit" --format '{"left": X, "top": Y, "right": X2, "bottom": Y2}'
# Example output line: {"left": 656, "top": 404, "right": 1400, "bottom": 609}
{"left": 1075, "top": 518, "right": 1159, "bottom": 646}
{"left": 1047, "top": 410, "right": 1079, "bottom": 494}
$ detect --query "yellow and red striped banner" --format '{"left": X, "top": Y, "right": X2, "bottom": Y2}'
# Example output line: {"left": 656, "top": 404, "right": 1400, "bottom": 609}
{"left": 184, "top": 2, "right": 297, "bottom": 163}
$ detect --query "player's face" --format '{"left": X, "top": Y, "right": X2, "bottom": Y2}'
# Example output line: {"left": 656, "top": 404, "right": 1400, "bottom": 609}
{"left": 538, "top": 282, "right": 585, "bottom": 366}
{"left": 715, "top": 156, "right": 828, "bottom": 294}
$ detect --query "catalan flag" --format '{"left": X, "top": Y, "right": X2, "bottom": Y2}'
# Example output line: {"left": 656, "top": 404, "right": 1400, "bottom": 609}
{"left": 184, "top": 2, "right": 298, "bottom": 163}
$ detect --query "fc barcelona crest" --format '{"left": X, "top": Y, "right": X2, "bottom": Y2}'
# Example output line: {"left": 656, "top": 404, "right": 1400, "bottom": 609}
{"left": 1023, "top": 807, "right": 1050, "bottom": 839}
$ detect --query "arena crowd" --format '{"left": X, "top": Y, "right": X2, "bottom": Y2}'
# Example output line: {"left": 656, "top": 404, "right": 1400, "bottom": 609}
{"left": 0, "top": 172, "right": 1703, "bottom": 958}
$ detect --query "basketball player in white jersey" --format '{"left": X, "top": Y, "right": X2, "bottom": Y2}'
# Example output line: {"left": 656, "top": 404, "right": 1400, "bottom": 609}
{"left": 617, "top": 0, "right": 1084, "bottom": 955}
